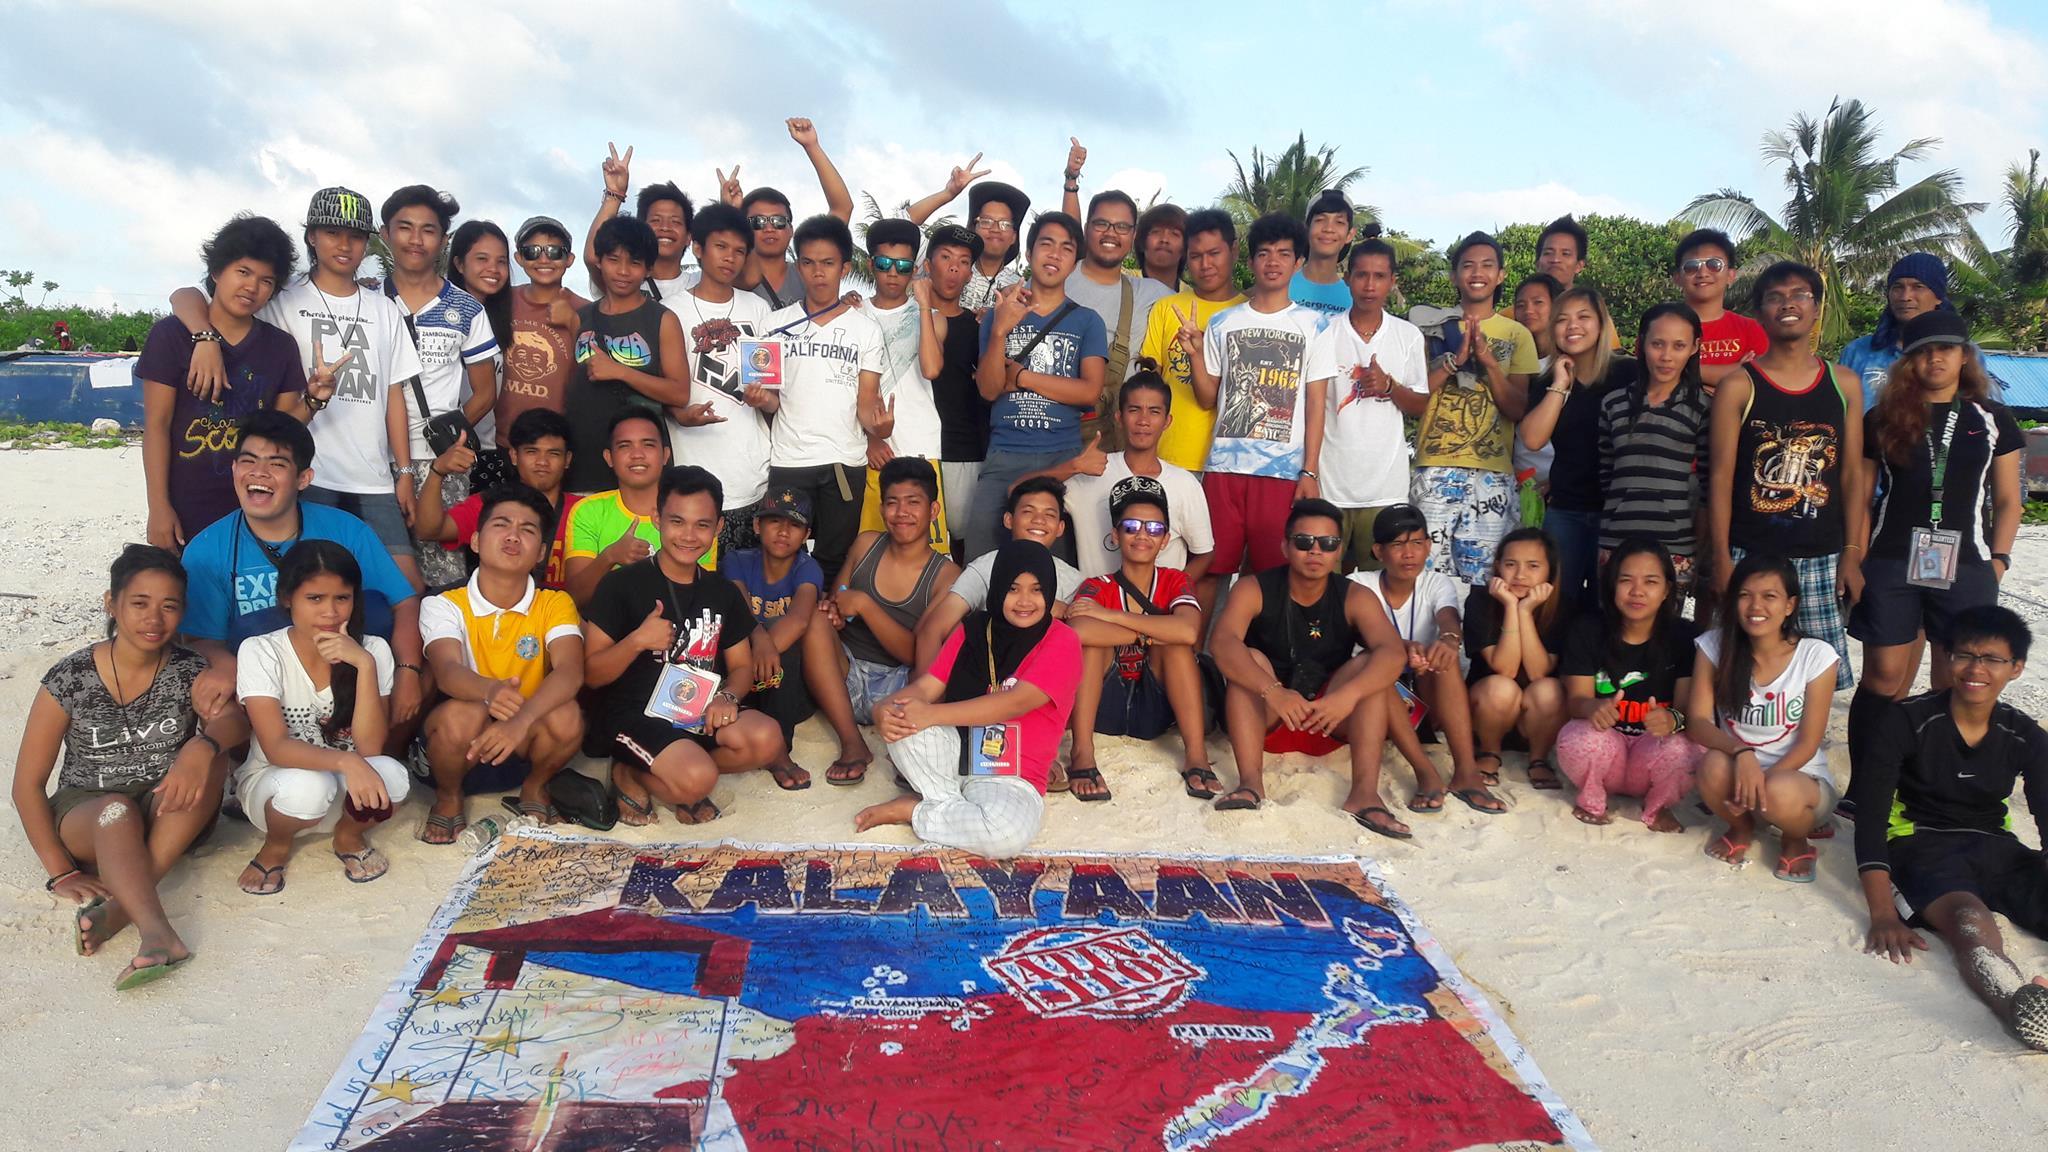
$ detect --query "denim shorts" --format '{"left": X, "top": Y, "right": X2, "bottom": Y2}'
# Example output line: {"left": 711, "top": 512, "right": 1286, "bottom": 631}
{"left": 305, "top": 485, "right": 412, "bottom": 555}
{"left": 845, "top": 656, "right": 910, "bottom": 725}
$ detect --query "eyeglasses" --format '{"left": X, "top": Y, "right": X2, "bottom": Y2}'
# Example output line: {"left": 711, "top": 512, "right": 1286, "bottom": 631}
{"left": 1949, "top": 651, "right": 2016, "bottom": 669}
{"left": 871, "top": 255, "right": 916, "bottom": 274}
{"left": 1088, "top": 219, "right": 1135, "bottom": 237}
{"left": 973, "top": 216, "right": 1017, "bottom": 234}
{"left": 1289, "top": 533, "right": 1343, "bottom": 553}
{"left": 1680, "top": 257, "right": 1727, "bottom": 274}
{"left": 518, "top": 244, "right": 570, "bottom": 261}
{"left": 749, "top": 214, "right": 792, "bottom": 231}
{"left": 1117, "top": 518, "right": 1168, "bottom": 537}
{"left": 1762, "top": 290, "right": 1817, "bottom": 307}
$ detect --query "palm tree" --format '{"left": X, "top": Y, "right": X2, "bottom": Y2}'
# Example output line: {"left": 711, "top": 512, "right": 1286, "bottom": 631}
{"left": 1954, "top": 149, "right": 2048, "bottom": 349}
{"left": 1679, "top": 98, "right": 1982, "bottom": 346}
{"left": 1220, "top": 133, "right": 1375, "bottom": 240}
{"left": 850, "top": 192, "right": 958, "bottom": 282}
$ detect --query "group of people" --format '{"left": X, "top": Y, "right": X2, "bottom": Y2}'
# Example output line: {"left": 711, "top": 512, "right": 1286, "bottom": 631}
{"left": 11, "top": 125, "right": 2046, "bottom": 1053}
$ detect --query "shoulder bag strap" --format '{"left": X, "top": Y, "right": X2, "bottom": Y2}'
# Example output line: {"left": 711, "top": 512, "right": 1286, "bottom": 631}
{"left": 1009, "top": 300, "right": 1080, "bottom": 371}
{"left": 1104, "top": 276, "right": 1135, "bottom": 383}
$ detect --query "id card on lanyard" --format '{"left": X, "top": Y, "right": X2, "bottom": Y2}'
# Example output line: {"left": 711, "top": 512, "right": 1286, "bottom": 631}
{"left": 963, "top": 620, "right": 1024, "bottom": 777}
{"left": 1908, "top": 405, "right": 1963, "bottom": 590}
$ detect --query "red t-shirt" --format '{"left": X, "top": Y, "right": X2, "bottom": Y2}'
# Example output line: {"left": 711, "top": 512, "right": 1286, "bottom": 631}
{"left": 928, "top": 621, "right": 1081, "bottom": 794}
{"left": 1698, "top": 311, "right": 1768, "bottom": 370}
{"left": 1076, "top": 567, "right": 1200, "bottom": 683}
{"left": 445, "top": 490, "right": 582, "bottom": 590}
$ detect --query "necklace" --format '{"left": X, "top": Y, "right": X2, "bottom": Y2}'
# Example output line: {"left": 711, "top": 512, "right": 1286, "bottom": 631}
{"left": 103, "top": 639, "right": 165, "bottom": 710}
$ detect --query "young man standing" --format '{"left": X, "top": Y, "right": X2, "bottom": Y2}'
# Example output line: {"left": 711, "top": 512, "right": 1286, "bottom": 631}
{"left": 380, "top": 185, "right": 499, "bottom": 591}
{"left": 1412, "top": 232, "right": 1538, "bottom": 584}
{"left": 498, "top": 216, "right": 587, "bottom": 425}
{"left": 1672, "top": 228, "right": 1767, "bottom": 390}
{"left": 807, "top": 459, "right": 958, "bottom": 786}
{"left": 765, "top": 215, "right": 889, "bottom": 581}
{"left": 587, "top": 142, "right": 695, "bottom": 300}
{"left": 1535, "top": 216, "right": 1589, "bottom": 288}
{"left": 970, "top": 212, "right": 1109, "bottom": 559}
{"left": 1290, "top": 190, "right": 1355, "bottom": 319}
{"left": 907, "top": 164, "right": 1029, "bottom": 313}
{"left": 1841, "top": 252, "right": 1955, "bottom": 410}
{"left": 562, "top": 216, "right": 689, "bottom": 494}
{"left": 722, "top": 488, "right": 824, "bottom": 788}
{"left": 723, "top": 118, "right": 857, "bottom": 311}
{"left": 859, "top": 219, "right": 949, "bottom": 550}
{"left": 1317, "top": 233, "right": 1430, "bottom": 573}
{"left": 663, "top": 202, "right": 776, "bottom": 558}
{"left": 417, "top": 486, "right": 586, "bottom": 843}
{"left": 1065, "top": 477, "right": 1216, "bottom": 802}
{"left": 1709, "top": 260, "right": 1864, "bottom": 687}
{"left": 1140, "top": 209, "right": 1245, "bottom": 474}
{"left": 1063, "top": 190, "right": 1172, "bottom": 445}
{"left": 1136, "top": 203, "right": 1188, "bottom": 292}
{"left": 1849, "top": 605, "right": 2048, "bottom": 1052}
{"left": 914, "top": 225, "right": 988, "bottom": 557}
{"left": 1181, "top": 213, "right": 1337, "bottom": 611}
{"left": 581, "top": 466, "right": 784, "bottom": 825}
{"left": 414, "top": 408, "right": 580, "bottom": 590}
{"left": 564, "top": 409, "right": 707, "bottom": 609}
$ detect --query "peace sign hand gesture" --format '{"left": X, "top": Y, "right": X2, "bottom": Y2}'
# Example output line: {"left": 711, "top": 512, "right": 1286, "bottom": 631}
{"left": 945, "top": 152, "right": 991, "bottom": 198}
{"left": 306, "top": 339, "right": 354, "bottom": 406}
{"left": 716, "top": 166, "right": 743, "bottom": 208}
{"left": 1171, "top": 301, "right": 1207, "bottom": 368}
{"left": 603, "top": 142, "right": 634, "bottom": 199}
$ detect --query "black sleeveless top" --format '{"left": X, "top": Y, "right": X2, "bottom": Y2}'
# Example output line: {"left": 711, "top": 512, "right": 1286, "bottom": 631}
{"left": 1245, "top": 567, "right": 1356, "bottom": 693}
{"left": 564, "top": 298, "right": 668, "bottom": 493}
{"left": 1728, "top": 360, "right": 1847, "bottom": 557}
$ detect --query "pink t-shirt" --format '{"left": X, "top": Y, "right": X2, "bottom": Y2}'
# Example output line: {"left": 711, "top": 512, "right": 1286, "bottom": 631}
{"left": 929, "top": 620, "right": 1081, "bottom": 794}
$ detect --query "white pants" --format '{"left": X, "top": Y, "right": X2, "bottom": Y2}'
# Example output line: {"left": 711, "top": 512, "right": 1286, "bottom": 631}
{"left": 889, "top": 724, "right": 1043, "bottom": 857}
{"left": 236, "top": 754, "right": 412, "bottom": 835}
{"left": 940, "top": 461, "right": 982, "bottom": 551}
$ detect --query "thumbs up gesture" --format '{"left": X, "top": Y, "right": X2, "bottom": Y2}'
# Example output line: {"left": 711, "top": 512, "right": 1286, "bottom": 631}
{"left": 432, "top": 428, "right": 476, "bottom": 476}
{"left": 1074, "top": 433, "right": 1108, "bottom": 477}
{"left": 630, "top": 601, "right": 674, "bottom": 655}
{"left": 605, "top": 515, "right": 653, "bottom": 567}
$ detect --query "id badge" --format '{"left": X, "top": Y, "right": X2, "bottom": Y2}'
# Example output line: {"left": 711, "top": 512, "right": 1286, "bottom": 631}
{"left": 961, "top": 723, "right": 1024, "bottom": 777}
{"left": 738, "top": 338, "right": 783, "bottom": 389}
{"left": 1907, "top": 527, "right": 1961, "bottom": 590}
{"left": 1395, "top": 676, "right": 1428, "bottom": 728}
{"left": 645, "top": 662, "right": 723, "bottom": 731}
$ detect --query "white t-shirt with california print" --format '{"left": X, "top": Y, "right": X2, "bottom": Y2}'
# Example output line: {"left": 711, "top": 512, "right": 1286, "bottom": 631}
{"left": 390, "top": 279, "right": 498, "bottom": 458}
{"left": 665, "top": 289, "right": 774, "bottom": 510}
{"left": 260, "top": 278, "right": 423, "bottom": 495}
{"left": 766, "top": 302, "right": 886, "bottom": 468}
{"left": 1321, "top": 311, "right": 1428, "bottom": 508}
{"left": 861, "top": 299, "right": 941, "bottom": 459}
{"left": 1694, "top": 632, "right": 1838, "bottom": 776}
{"left": 1201, "top": 302, "right": 1336, "bottom": 479}
{"left": 1064, "top": 454, "right": 1214, "bottom": 579}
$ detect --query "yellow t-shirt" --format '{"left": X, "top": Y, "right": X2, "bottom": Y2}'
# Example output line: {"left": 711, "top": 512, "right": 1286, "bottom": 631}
{"left": 565, "top": 489, "right": 716, "bottom": 570}
{"left": 1140, "top": 289, "right": 1248, "bottom": 471}
{"left": 420, "top": 577, "right": 582, "bottom": 697}
{"left": 1415, "top": 313, "right": 1540, "bottom": 473}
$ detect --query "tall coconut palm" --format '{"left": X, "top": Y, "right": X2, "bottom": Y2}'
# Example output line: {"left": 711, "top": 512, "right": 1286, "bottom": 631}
{"left": 1954, "top": 149, "right": 2048, "bottom": 349}
{"left": 1220, "top": 133, "right": 1375, "bottom": 239}
{"left": 1679, "top": 98, "right": 1982, "bottom": 346}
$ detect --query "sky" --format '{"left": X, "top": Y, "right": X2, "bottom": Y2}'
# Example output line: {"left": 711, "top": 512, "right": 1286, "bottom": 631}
{"left": 4, "top": 0, "right": 2047, "bottom": 310}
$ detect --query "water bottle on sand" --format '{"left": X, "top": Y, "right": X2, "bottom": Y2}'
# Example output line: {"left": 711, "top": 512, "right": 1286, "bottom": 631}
{"left": 458, "top": 814, "right": 534, "bottom": 855}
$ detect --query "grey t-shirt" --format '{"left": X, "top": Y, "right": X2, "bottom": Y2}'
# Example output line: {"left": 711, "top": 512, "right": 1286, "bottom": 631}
{"left": 1064, "top": 271, "right": 1170, "bottom": 381}
{"left": 950, "top": 551, "right": 1084, "bottom": 609}
{"left": 41, "top": 645, "right": 205, "bottom": 791}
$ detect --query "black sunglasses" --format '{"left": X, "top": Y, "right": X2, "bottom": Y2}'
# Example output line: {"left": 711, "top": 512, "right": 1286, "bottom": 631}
{"left": 749, "top": 214, "right": 793, "bottom": 230}
{"left": 518, "top": 243, "right": 570, "bottom": 261}
{"left": 1289, "top": 533, "right": 1343, "bottom": 553}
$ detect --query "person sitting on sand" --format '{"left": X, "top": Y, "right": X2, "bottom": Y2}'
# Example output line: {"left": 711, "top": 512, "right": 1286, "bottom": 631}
{"left": 912, "top": 475, "right": 1084, "bottom": 671}
{"left": 412, "top": 408, "right": 582, "bottom": 591}
{"left": 1848, "top": 604, "right": 2048, "bottom": 1051}
{"left": 1554, "top": 539, "right": 1702, "bottom": 831}
{"left": 855, "top": 540, "right": 1079, "bottom": 857}
{"left": 1688, "top": 552, "right": 1841, "bottom": 882}
{"left": 721, "top": 488, "right": 825, "bottom": 788}
{"left": 12, "top": 546, "right": 226, "bottom": 988}
{"left": 416, "top": 485, "right": 586, "bottom": 844}
{"left": 1465, "top": 527, "right": 1571, "bottom": 790}
{"left": 232, "top": 542, "right": 412, "bottom": 894}
{"left": 1064, "top": 475, "right": 1216, "bottom": 802}
{"left": 1208, "top": 499, "right": 1408, "bottom": 833}
{"left": 581, "top": 466, "right": 786, "bottom": 824}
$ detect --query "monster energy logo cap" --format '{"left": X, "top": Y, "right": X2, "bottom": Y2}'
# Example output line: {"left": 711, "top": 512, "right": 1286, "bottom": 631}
{"left": 305, "top": 186, "right": 375, "bottom": 233}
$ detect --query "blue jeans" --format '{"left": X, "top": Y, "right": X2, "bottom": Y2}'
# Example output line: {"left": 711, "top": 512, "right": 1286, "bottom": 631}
{"left": 1544, "top": 506, "right": 1601, "bottom": 617}
{"left": 968, "top": 447, "right": 1075, "bottom": 560}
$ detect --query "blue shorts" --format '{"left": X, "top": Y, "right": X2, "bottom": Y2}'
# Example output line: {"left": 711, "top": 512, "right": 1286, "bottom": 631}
{"left": 845, "top": 656, "right": 910, "bottom": 726}
{"left": 305, "top": 485, "right": 411, "bottom": 556}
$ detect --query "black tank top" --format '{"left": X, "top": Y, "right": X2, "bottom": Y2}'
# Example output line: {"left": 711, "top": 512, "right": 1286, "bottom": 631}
{"left": 1246, "top": 567, "right": 1356, "bottom": 693}
{"left": 1728, "top": 360, "right": 1846, "bottom": 557}
{"left": 841, "top": 543, "right": 948, "bottom": 666}
{"left": 564, "top": 298, "right": 668, "bottom": 493}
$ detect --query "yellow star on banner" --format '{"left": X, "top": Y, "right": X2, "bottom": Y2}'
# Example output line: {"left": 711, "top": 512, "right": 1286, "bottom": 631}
{"left": 367, "top": 1076, "right": 424, "bottom": 1105}
{"left": 479, "top": 1027, "right": 524, "bottom": 1057}
{"left": 424, "top": 985, "right": 470, "bottom": 1007}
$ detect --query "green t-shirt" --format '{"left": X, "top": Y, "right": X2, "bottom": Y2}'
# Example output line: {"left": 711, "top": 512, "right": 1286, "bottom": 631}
{"left": 565, "top": 489, "right": 716, "bottom": 570}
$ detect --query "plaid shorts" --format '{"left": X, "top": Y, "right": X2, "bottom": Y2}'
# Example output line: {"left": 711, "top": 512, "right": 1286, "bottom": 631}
{"left": 1732, "top": 548, "right": 1854, "bottom": 689}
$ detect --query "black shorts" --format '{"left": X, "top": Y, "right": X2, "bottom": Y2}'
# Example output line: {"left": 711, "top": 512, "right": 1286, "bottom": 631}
{"left": 1889, "top": 830, "right": 2048, "bottom": 936}
{"left": 1848, "top": 557, "right": 1999, "bottom": 648}
{"left": 610, "top": 710, "right": 718, "bottom": 767}
{"left": 1095, "top": 662, "right": 1174, "bottom": 741}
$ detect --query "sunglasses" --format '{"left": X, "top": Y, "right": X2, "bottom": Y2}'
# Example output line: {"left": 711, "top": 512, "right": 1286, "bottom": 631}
{"left": 1290, "top": 533, "right": 1343, "bottom": 553}
{"left": 1680, "top": 257, "right": 1727, "bottom": 274}
{"left": 871, "top": 255, "right": 916, "bottom": 274}
{"left": 749, "top": 214, "right": 793, "bottom": 230}
{"left": 1117, "top": 518, "right": 1168, "bottom": 537}
{"left": 518, "top": 243, "right": 570, "bottom": 261}
{"left": 973, "top": 216, "right": 1017, "bottom": 234}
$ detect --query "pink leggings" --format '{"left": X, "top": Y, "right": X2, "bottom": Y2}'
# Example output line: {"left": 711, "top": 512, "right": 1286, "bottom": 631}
{"left": 1554, "top": 720, "right": 1703, "bottom": 823}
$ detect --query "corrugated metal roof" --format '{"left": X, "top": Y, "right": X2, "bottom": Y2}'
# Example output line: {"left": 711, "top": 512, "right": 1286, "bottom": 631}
{"left": 1985, "top": 353, "right": 2048, "bottom": 410}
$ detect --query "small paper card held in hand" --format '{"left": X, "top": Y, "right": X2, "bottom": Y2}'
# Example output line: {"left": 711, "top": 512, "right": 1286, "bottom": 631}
{"left": 962, "top": 723, "right": 1023, "bottom": 777}
{"left": 646, "top": 662, "right": 723, "bottom": 730}
{"left": 738, "top": 338, "right": 783, "bottom": 389}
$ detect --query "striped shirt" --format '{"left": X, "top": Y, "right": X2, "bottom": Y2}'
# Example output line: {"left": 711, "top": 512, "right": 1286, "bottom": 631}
{"left": 1598, "top": 379, "right": 1711, "bottom": 555}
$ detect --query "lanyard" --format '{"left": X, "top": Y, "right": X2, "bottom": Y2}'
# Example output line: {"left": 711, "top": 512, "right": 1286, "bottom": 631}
{"left": 765, "top": 297, "right": 851, "bottom": 338}
{"left": 1927, "top": 404, "right": 1962, "bottom": 524}
{"left": 985, "top": 620, "right": 999, "bottom": 691}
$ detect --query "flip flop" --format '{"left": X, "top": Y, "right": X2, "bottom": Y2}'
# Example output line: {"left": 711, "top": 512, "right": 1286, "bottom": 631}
{"left": 825, "top": 758, "right": 870, "bottom": 787}
{"left": 1773, "top": 848, "right": 1818, "bottom": 884}
{"left": 2010, "top": 982, "right": 2048, "bottom": 1052}
{"left": 500, "top": 796, "right": 558, "bottom": 823}
{"left": 1526, "top": 758, "right": 1562, "bottom": 790}
{"left": 1067, "top": 765, "right": 1112, "bottom": 803}
{"left": 335, "top": 847, "right": 390, "bottom": 884}
{"left": 1212, "top": 786, "right": 1262, "bottom": 812}
{"left": 1704, "top": 833, "right": 1752, "bottom": 868}
{"left": 675, "top": 798, "right": 721, "bottom": 825}
{"left": 1408, "top": 790, "right": 1446, "bottom": 813}
{"left": 614, "top": 786, "right": 658, "bottom": 827}
{"left": 1573, "top": 806, "right": 1614, "bottom": 826}
{"left": 239, "top": 859, "right": 287, "bottom": 896}
{"left": 1046, "top": 763, "right": 1072, "bottom": 794}
{"left": 767, "top": 761, "right": 812, "bottom": 791}
{"left": 418, "top": 812, "right": 466, "bottom": 845}
{"left": 1450, "top": 787, "right": 1505, "bottom": 815}
{"left": 114, "top": 948, "right": 190, "bottom": 992}
{"left": 74, "top": 896, "right": 109, "bottom": 957}
{"left": 1349, "top": 806, "right": 1413, "bottom": 840}
{"left": 1474, "top": 752, "right": 1503, "bottom": 787}
{"left": 1180, "top": 765, "right": 1222, "bottom": 800}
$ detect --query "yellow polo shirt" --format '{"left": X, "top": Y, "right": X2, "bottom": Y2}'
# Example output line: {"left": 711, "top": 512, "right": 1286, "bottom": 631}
{"left": 420, "top": 573, "right": 582, "bottom": 696}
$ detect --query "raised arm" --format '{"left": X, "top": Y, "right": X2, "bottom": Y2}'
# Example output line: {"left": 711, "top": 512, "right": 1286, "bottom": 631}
{"left": 585, "top": 142, "right": 632, "bottom": 279}
{"left": 786, "top": 118, "right": 853, "bottom": 223}
{"left": 905, "top": 152, "right": 989, "bottom": 226}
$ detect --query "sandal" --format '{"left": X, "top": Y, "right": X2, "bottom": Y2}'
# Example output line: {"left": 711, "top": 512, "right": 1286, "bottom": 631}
{"left": 1773, "top": 848, "right": 1819, "bottom": 884}
{"left": 1526, "top": 758, "right": 1562, "bottom": 790}
{"left": 1408, "top": 790, "right": 1446, "bottom": 814}
{"left": 825, "top": 758, "right": 870, "bottom": 787}
{"left": 239, "top": 859, "right": 287, "bottom": 896}
{"left": 1180, "top": 765, "right": 1222, "bottom": 800}
{"left": 1046, "top": 762, "right": 1072, "bottom": 794}
{"left": 335, "top": 847, "right": 390, "bottom": 884}
{"left": 1213, "top": 786, "right": 1262, "bottom": 812}
{"left": 1474, "top": 752, "right": 1503, "bottom": 787}
{"left": 1349, "top": 805, "right": 1413, "bottom": 840}
{"left": 767, "top": 761, "right": 812, "bottom": 791}
{"left": 1452, "top": 787, "right": 1506, "bottom": 814}
{"left": 675, "top": 798, "right": 721, "bottom": 825}
{"left": 1704, "top": 833, "right": 1752, "bottom": 868}
{"left": 74, "top": 896, "right": 110, "bottom": 957}
{"left": 418, "top": 812, "right": 466, "bottom": 845}
{"left": 1067, "top": 765, "right": 1112, "bottom": 803}
{"left": 114, "top": 947, "right": 190, "bottom": 991}
{"left": 500, "top": 796, "right": 557, "bottom": 823}
{"left": 614, "top": 786, "right": 658, "bottom": 827}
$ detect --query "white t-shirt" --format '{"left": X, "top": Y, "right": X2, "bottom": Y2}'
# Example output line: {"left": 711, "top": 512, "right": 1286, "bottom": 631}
{"left": 765, "top": 303, "right": 886, "bottom": 468}
{"left": 391, "top": 280, "right": 498, "bottom": 459}
{"left": 234, "top": 629, "right": 396, "bottom": 775}
{"left": 260, "top": 278, "right": 423, "bottom": 494}
{"left": 1065, "top": 271, "right": 1170, "bottom": 380}
{"left": 950, "top": 551, "right": 1085, "bottom": 608}
{"left": 1064, "top": 454, "right": 1214, "bottom": 579}
{"left": 1694, "top": 632, "right": 1838, "bottom": 774}
{"left": 1321, "top": 312, "right": 1428, "bottom": 508}
{"left": 1348, "top": 569, "right": 1461, "bottom": 647}
{"left": 862, "top": 298, "right": 941, "bottom": 459}
{"left": 664, "top": 289, "right": 775, "bottom": 510}
{"left": 1201, "top": 302, "right": 1336, "bottom": 479}
{"left": 652, "top": 269, "right": 701, "bottom": 300}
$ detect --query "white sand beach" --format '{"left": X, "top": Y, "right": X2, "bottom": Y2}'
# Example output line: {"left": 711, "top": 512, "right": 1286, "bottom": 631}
{"left": 0, "top": 446, "right": 2041, "bottom": 1151}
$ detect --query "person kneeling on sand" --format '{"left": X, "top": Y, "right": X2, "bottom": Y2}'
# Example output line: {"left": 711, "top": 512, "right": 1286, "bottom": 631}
{"left": 855, "top": 541, "right": 1079, "bottom": 857}
{"left": 1849, "top": 605, "right": 2048, "bottom": 1051}
{"left": 1209, "top": 499, "right": 1407, "bottom": 834}
{"left": 417, "top": 486, "right": 586, "bottom": 844}
{"left": 13, "top": 547, "right": 227, "bottom": 987}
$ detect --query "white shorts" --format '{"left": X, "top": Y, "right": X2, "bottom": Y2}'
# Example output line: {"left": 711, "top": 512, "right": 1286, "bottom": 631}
{"left": 236, "top": 754, "right": 412, "bottom": 835}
